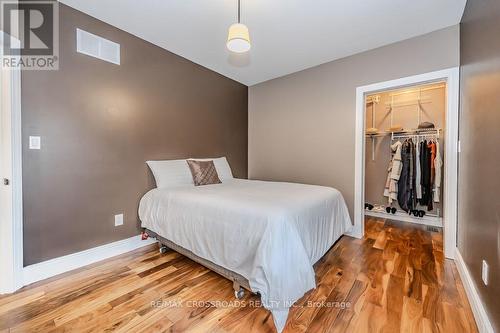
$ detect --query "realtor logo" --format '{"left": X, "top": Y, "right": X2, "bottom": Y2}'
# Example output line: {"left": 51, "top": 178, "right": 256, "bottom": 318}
{"left": 1, "top": 0, "right": 59, "bottom": 70}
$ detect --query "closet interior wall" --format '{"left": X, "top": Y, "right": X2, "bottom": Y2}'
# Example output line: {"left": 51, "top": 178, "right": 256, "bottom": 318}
{"left": 364, "top": 83, "right": 446, "bottom": 217}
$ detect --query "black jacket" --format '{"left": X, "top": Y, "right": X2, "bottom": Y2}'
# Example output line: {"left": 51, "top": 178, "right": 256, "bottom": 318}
{"left": 398, "top": 140, "right": 416, "bottom": 212}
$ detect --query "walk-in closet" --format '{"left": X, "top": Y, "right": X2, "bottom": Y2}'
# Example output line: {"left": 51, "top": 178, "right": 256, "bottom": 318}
{"left": 364, "top": 82, "right": 445, "bottom": 227}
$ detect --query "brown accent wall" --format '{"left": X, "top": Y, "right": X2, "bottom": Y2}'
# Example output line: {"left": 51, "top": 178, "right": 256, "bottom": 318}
{"left": 459, "top": 0, "right": 500, "bottom": 330}
{"left": 22, "top": 4, "right": 248, "bottom": 265}
{"left": 249, "top": 26, "right": 459, "bottom": 218}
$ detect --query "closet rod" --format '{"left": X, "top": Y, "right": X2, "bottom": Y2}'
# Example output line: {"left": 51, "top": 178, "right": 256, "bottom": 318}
{"left": 391, "top": 129, "right": 441, "bottom": 141}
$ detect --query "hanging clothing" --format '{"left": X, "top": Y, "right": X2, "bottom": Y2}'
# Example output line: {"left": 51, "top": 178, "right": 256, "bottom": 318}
{"left": 419, "top": 140, "right": 432, "bottom": 207}
{"left": 397, "top": 140, "right": 410, "bottom": 212}
{"left": 383, "top": 135, "right": 442, "bottom": 214}
{"left": 415, "top": 141, "right": 422, "bottom": 199}
{"left": 433, "top": 141, "right": 443, "bottom": 202}
{"left": 429, "top": 141, "right": 436, "bottom": 186}
{"left": 397, "top": 140, "right": 416, "bottom": 212}
{"left": 427, "top": 141, "right": 436, "bottom": 211}
{"left": 410, "top": 140, "right": 417, "bottom": 210}
{"left": 384, "top": 141, "right": 402, "bottom": 204}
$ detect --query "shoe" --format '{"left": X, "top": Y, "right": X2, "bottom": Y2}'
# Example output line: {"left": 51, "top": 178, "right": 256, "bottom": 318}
{"left": 391, "top": 207, "right": 397, "bottom": 214}
{"left": 418, "top": 210, "right": 425, "bottom": 218}
{"left": 386, "top": 207, "right": 391, "bottom": 214}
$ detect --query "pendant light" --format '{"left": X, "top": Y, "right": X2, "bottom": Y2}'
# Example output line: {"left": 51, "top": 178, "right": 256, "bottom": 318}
{"left": 227, "top": 0, "right": 251, "bottom": 53}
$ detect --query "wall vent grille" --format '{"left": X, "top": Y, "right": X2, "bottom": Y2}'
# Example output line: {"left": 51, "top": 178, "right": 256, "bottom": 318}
{"left": 76, "top": 28, "right": 120, "bottom": 65}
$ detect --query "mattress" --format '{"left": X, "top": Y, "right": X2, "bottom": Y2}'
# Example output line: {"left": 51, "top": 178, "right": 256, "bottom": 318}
{"left": 138, "top": 178, "right": 352, "bottom": 332}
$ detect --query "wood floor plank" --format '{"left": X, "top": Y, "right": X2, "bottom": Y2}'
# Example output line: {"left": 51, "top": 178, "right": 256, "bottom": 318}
{"left": 1, "top": 218, "right": 478, "bottom": 333}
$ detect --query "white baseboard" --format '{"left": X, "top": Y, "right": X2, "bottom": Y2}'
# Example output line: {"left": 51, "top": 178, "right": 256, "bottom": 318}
{"left": 345, "top": 224, "right": 362, "bottom": 239}
{"left": 454, "top": 248, "right": 494, "bottom": 333}
{"left": 22, "top": 235, "right": 156, "bottom": 286}
{"left": 365, "top": 210, "right": 442, "bottom": 227}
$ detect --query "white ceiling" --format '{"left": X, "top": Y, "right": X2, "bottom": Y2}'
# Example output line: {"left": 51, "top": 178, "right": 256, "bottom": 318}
{"left": 59, "top": 0, "right": 466, "bottom": 86}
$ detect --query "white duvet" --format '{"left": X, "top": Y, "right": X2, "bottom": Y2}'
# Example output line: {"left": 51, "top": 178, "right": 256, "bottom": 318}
{"left": 139, "top": 179, "right": 352, "bottom": 332}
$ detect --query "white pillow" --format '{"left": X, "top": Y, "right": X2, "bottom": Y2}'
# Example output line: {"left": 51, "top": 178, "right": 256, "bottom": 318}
{"left": 188, "top": 157, "right": 234, "bottom": 181}
{"left": 146, "top": 159, "right": 193, "bottom": 188}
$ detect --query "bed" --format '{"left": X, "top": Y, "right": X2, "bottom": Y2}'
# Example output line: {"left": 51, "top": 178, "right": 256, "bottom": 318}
{"left": 139, "top": 158, "right": 352, "bottom": 332}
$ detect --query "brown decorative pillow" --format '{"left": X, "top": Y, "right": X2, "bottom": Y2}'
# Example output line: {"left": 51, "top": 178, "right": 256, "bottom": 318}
{"left": 186, "top": 160, "right": 222, "bottom": 186}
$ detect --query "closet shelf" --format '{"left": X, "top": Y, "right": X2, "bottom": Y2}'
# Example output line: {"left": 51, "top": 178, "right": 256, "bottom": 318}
{"left": 384, "top": 98, "right": 432, "bottom": 109}
{"left": 365, "top": 132, "right": 390, "bottom": 138}
{"left": 365, "top": 128, "right": 441, "bottom": 137}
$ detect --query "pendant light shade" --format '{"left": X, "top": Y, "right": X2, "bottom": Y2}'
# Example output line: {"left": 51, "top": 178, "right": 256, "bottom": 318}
{"left": 227, "top": 0, "right": 251, "bottom": 53}
{"left": 227, "top": 23, "right": 251, "bottom": 53}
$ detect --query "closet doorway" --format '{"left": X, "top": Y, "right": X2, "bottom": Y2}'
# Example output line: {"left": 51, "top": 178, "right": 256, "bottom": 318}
{"left": 353, "top": 68, "right": 459, "bottom": 259}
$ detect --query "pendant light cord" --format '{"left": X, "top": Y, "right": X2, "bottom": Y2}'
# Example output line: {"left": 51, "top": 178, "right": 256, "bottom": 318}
{"left": 238, "top": 0, "right": 241, "bottom": 23}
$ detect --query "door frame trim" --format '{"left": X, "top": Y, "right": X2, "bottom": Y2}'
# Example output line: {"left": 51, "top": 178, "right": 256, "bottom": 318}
{"left": 352, "top": 67, "right": 459, "bottom": 259}
{"left": 0, "top": 32, "right": 23, "bottom": 294}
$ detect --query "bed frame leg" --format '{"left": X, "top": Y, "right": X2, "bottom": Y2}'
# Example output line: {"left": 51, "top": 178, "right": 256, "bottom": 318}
{"left": 233, "top": 281, "right": 245, "bottom": 299}
{"left": 159, "top": 244, "right": 169, "bottom": 254}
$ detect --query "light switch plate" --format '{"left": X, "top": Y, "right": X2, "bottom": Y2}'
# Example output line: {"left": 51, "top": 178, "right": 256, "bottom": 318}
{"left": 114, "top": 214, "right": 124, "bottom": 226}
{"left": 29, "top": 136, "right": 41, "bottom": 150}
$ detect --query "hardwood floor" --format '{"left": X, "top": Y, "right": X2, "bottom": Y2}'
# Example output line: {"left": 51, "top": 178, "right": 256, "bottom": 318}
{"left": 0, "top": 218, "right": 477, "bottom": 332}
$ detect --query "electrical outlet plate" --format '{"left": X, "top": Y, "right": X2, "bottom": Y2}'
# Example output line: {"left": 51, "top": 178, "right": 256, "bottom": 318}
{"left": 29, "top": 136, "right": 41, "bottom": 149}
{"left": 482, "top": 260, "right": 489, "bottom": 285}
{"left": 114, "top": 214, "right": 124, "bottom": 226}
